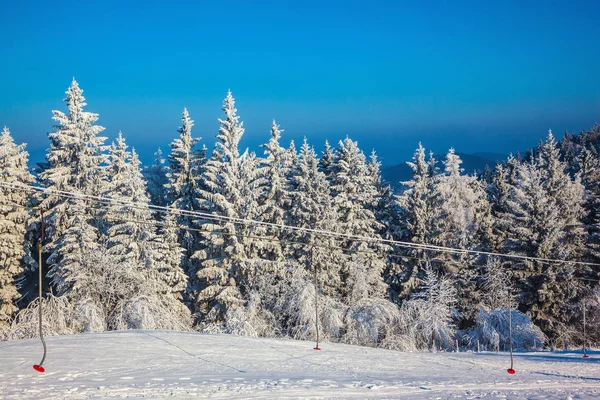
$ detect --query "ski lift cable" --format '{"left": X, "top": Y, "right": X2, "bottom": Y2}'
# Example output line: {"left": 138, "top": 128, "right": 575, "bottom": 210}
{"left": 1, "top": 199, "right": 598, "bottom": 286}
{"left": 2, "top": 181, "right": 600, "bottom": 270}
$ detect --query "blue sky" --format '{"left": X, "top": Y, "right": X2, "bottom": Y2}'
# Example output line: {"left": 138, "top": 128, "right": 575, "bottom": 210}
{"left": 1, "top": 0, "right": 599, "bottom": 166}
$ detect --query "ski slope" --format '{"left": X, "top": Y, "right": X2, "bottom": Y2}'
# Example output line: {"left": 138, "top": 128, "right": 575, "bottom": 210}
{"left": 0, "top": 331, "right": 598, "bottom": 399}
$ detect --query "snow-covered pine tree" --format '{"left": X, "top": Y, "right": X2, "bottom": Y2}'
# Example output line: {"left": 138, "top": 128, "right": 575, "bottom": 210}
{"left": 193, "top": 91, "right": 251, "bottom": 326}
{"left": 330, "top": 137, "right": 387, "bottom": 302}
{"left": 37, "top": 79, "right": 108, "bottom": 293}
{"left": 394, "top": 143, "right": 439, "bottom": 298}
{"left": 0, "top": 127, "right": 35, "bottom": 327}
{"left": 166, "top": 108, "right": 205, "bottom": 273}
{"left": 143, "top": 147, "right": 169, "bottom": 208}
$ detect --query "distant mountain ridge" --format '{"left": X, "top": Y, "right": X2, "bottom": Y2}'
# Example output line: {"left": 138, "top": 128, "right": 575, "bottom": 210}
{"left": 381, "top": 151, "right": 508, "bottom": 192}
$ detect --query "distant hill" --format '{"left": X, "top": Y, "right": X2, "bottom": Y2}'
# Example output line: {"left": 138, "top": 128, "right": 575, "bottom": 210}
{"left": 381, "top": 152, "right": 507, "bottom": 192}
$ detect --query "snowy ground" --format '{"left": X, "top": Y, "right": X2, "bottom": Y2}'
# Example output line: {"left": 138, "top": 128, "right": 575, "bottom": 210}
{"left": 0, "top": 331, "right": 598, "bottom": 399}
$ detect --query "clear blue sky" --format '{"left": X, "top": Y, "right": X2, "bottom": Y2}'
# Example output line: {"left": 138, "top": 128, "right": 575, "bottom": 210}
{"left": 1, "top": 0, "right": 599, "bottom": 166}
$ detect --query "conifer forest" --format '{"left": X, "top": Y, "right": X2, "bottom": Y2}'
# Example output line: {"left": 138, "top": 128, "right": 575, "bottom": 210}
{"left": 1, "top": 80, "right": 599, "bottom": 352}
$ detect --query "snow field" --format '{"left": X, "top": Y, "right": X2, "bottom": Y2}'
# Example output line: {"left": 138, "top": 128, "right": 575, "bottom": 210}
{"left": 1, "top": 330, "right": 598, "bottom": 399}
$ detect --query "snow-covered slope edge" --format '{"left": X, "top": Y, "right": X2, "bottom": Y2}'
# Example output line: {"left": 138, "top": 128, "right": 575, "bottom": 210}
{"left": 0, "top": 331, "right": 598, "bottom": 399}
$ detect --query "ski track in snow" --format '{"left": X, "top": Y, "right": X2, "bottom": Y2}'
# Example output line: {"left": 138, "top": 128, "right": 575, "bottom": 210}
{"left": 0, "top": 331, "right": 599, "bottom": 399}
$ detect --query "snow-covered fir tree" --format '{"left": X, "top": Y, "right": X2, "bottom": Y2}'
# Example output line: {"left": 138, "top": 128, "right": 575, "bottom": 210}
{"left": 287, "top": 139, "right": 342, "bottom": 296}
{"left": 318, "top": 140, "right": 334, "bottom": 178}
{"left": 536, "top": 130, "right": 586, "bottom": 259}
{"left": 498, "top": 133, "right": 586, "bottom": 337}
{"left": 255, "top": 120, "right": 289, "bottom": 266}
{"left": 0, "top": 127, "right": 35, "bottom": 326}
{"left": 103, "top": 139, "right": 189, "bottom": 329}
{"left": 143, "top": 147, "right": 169, "bottom": 208}
{"left": 37, "top": 79, "right": 108, "bottom": 293}
{"left": 329, "top": 137, "right": 387, "bottom": 302}
{"left": 366, "top": 150, "right": 401, "bottom": 296}
{"left": 193, "top": 91, "right": 252, "bottom": 326}
{"left": 104, "top": 139, "right": 156, "bottom": 267}
{"left": 166, "top": 108, "right": 205, "bottom": 273}
{"left": 47, "top": 200, "right": 102, "bottom": 297}
{"left": 395, "top": 143, "right": 439, "bottom": 298}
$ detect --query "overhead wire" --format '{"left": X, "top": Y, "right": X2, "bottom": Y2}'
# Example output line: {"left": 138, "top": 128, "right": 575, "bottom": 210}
{"left": 0, "top": 196, "right": 598, "bottom": 284}
{"left": 2, "top": 181, "right": 600, "bottom": 271}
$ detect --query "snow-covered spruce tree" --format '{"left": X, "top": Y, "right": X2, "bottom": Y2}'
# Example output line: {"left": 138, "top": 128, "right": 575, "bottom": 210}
{"left": 287, "top": 139, "right": 343, "bottom": 296}
{"left": 367, "top": 149, "right": 401, "bottom": 249}
{"left": 104, "top": 138, "right": 156, "bottom": 266}
{"left": 430, "top": 148, "right": 492, "bottom": 323}
{"left": 559, "top": 125, "right": 600, "bottom": 265}
{"left": 193, "top": 91, "right": 254, "bottom": 327}
{"left": 329, "top": 137, "right": 388, "bottom": 303}
{"left": 0, "top": 127, "right": 35, "bottom": 328}
{"left": 254, "top": 120, "right": 289, "bottom": 268}
{"left": 104, "top": 140, "right": 190, "bottom": 330}
{"left": 284, "top": 140, "right": 299, "bottom": 175}
{"left": 536, "top": 130, "right": 586, "bottom": 257}
{"left": 38, "top": 79, "right": 108, "bottom": 294}
{"left": 367, "top": 150, "right": 400, "bottom": 242}
{"left": 318, "top": 139, "right": 335, "bottom": 178}
{"left": 394, "top": 143, "right": 439, "bottom": 298}
{"left": 166, "top": 108, "right": 205, "bottom": 273}
{"left": 154, "top": 209, "right": 188, "bottom": 297}
{"left": 499, "top": 133, "right": 586, "bottom": 337}
{"left": 47, "top": 200, "right": 102, "bottom": 298}
{"left": 487, "top": 159, "right": 519, "bottom": 251}
{"left": 142, "top": 147, "right": 169, "bottom": 208}
{"left": 531, "top": 131, "right": 586, "bottom": 335}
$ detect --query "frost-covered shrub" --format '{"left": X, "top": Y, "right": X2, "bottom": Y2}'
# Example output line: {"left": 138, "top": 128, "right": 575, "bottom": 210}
{"left": 0, "top": 314, "right": 10, "bottom": 341}
{"left": 464, "top": 307, "right": 546, "bottom": 351}
{"left": 342, "top": 298, "right": 400, "bottom": 346}
{"left": 75, "top": 299, "right": 106, "bottom": 333}
{"left": 395, "top": 266, "right": 458, "bottom": 351}
{"left": 273, "top": 262, "right": 344, "bottom": 342}
{"left": 225, "top": 290, "right": 278, "bottom": 337}
{"left": 583, "top": 285, "right": 600, "bottom": 347}
{"left": 109, "top": 295, "right": 191, "bottom": 331}
{"left": 8, "top": 295, "right": 82, "bottom": 340}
